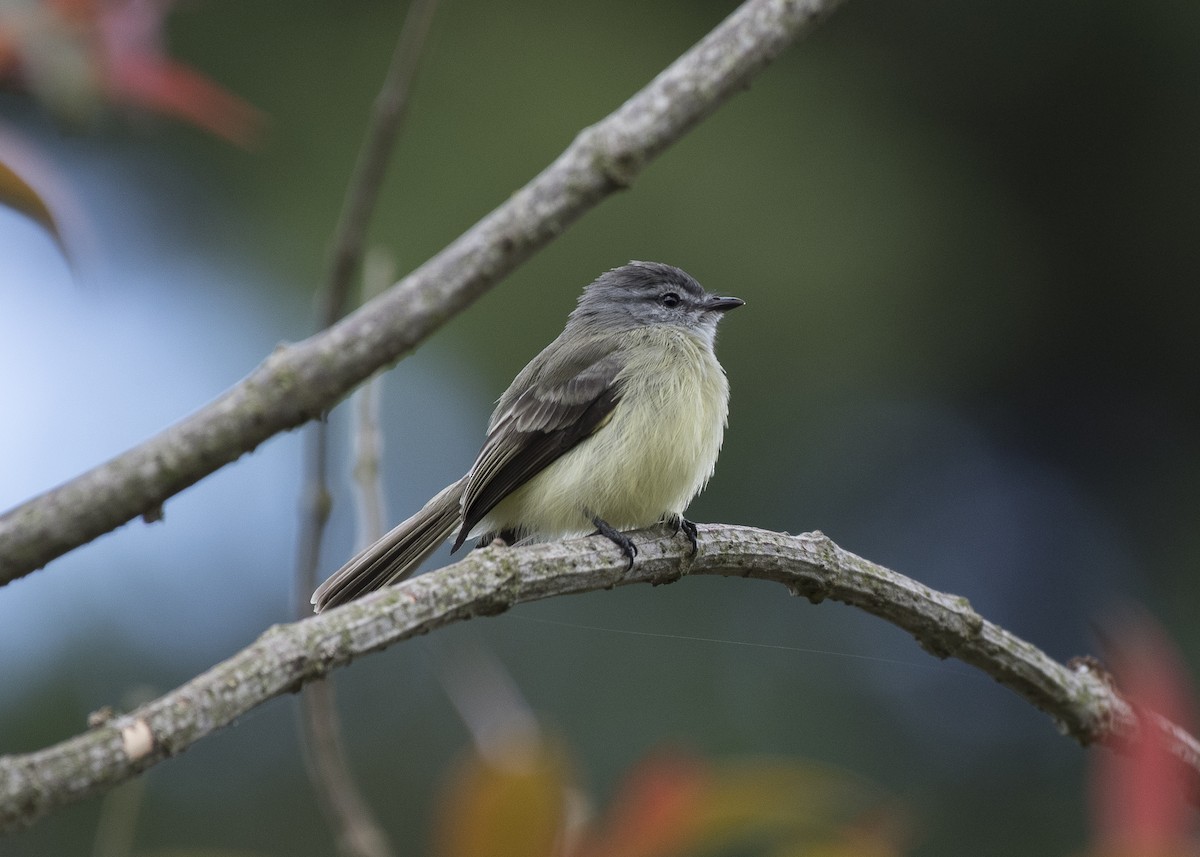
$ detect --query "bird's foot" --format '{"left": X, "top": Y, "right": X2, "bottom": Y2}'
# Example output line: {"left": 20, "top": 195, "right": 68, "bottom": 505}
{"left": 591, "top": 516, "right": 638, "bottom": 569}
{"left": 665, "top": 514, "right": 699, "bottom": 555}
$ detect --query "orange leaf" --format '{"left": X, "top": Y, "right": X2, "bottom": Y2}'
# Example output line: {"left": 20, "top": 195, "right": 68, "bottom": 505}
{"left": 0, "top": 157, "right": 68, "bottom": 258}
{"left": 433, "top": 737, "right": 571, "bottom": 857}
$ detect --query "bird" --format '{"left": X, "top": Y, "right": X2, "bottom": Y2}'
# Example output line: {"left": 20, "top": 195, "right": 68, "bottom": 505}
{"left": 312, "top": 260, "right": 743, "bottom": 611}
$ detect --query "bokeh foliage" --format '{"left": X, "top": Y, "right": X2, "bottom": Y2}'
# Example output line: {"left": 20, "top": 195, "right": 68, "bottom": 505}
{"left": 3, "top": 0, "right": 1199, "bottom": 854}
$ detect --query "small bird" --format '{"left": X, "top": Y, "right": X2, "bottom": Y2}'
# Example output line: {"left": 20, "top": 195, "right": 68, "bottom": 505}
{"left": 312, "top": 261, "right": 743, "bottom": 611}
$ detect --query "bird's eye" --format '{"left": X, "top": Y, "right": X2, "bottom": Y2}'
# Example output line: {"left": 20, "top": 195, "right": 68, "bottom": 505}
{"left": 659, "top": 292, "right": 681, "bottom": 308}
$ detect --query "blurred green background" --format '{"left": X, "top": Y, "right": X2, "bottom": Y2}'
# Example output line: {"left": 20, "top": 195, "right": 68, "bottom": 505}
{"left": 2, "top": 0, "right": 1199, "bottom": 854}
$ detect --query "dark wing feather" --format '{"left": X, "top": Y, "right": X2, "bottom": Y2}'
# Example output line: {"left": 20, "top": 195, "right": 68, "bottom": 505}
{"left": 453, "top": 348, "right": 625, "bottom": 550}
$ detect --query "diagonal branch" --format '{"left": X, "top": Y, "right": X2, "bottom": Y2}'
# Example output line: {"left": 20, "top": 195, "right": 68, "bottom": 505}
{"left": 0, "top": 0, "right": 845, "bottom": 586}
{"left": 2, "top": 525, "right": 1197, "bottom": 833}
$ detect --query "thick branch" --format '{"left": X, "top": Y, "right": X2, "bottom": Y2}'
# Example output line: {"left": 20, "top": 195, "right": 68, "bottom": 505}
{"left": 0, "top": 0, "right": 844, "bottom": 585}
{"left": 2, "top": 525, "right": 1196, "bottom": 832}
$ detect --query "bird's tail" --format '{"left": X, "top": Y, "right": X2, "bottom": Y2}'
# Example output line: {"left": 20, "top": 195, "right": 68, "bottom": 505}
{"left": 311, "top": 477, "right": 467, "bottom": 612}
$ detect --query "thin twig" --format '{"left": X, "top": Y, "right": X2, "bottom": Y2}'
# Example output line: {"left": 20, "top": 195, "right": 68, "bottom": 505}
{"left": 295, "top": 253, "right": 400, "bottom": 857}
{"left": 89, "top": 779, "right": 144, "bottom": 857}
{"left": 295, "top": 251, "right": 400, "bottom": 857}
{"left": 2, "top": 525, "right": 1197, "bottom": 832}
{"left": 0, "top": 0, "right": 846, "bottom": 585}
{"left": 351, "top": 376, "right": 388, "bottom": 549}
{"left": 297, "top": 680, "right": 393, "bottom": 857}
{"left": 319, "top": 0, "right": 439, "bottom": 328}
{"left": 350, "top": 249, "right": 395, "bottom": 552}
{"left": 296, "top": 423, "right": 335, "bottom": 616}
{"left": 294, "top": 2, "right": 437, "bottom": 852}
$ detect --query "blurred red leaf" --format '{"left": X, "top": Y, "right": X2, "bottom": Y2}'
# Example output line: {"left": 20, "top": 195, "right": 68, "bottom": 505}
{"left": 574, "top": 751, "right": 711, "bottom": 857}
{"left": 103, "top": 54, "right": 261, "bottom": 147}
{"left": 1087, "top": 611, "right": 1200, "bottom": 857}
{"left": 0, "top": 0, "right": 262, "bottom": 145}
{"left": 573, "top": 752, "right": 905, "bottom": 857}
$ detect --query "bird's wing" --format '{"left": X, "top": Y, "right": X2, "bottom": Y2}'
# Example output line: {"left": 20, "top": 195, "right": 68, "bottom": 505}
{"left": 454, "top": 344, "right": 626, "bottom": 550}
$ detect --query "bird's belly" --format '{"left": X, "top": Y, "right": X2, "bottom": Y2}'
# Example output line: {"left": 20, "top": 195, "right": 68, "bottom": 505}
{"left": 480, "top": 339, "right": 728, "bottom": 540}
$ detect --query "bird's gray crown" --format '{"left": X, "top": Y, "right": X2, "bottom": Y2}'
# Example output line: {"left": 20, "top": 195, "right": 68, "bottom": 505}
{"left": 567, "top": 261, "right": 741, "bottom": 338}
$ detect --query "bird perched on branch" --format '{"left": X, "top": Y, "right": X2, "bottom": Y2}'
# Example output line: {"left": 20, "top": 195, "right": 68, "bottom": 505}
{"left": 312, "top": 261, "right": 743, "bottom": 611}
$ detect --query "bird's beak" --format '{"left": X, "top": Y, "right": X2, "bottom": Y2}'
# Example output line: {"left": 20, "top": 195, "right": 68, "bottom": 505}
{"left": 704, "top": 295, "right": 745, "bottom": 313}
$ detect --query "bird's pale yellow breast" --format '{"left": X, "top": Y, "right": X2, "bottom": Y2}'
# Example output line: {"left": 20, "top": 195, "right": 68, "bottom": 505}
{"left": 480, "top": 325, "right": 729, "bottom": 539}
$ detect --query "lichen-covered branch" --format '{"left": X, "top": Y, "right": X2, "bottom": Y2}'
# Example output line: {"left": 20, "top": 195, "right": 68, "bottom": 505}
{"left": 0, "top": 0, "right": 845, "bottom": 586}
{"left": 2, "top": 525, "right": 1195, "bottom": 832}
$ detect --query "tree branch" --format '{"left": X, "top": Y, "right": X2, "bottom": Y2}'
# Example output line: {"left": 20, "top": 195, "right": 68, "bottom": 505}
{"left": 0, "top": 0, "right": 845, "bottom": 586}
{"left": 2, "top": 525, "right": 1197, "bottom": 832}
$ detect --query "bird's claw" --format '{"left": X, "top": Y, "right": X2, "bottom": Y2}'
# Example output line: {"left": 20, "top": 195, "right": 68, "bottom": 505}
{"left": 591, "top": 516, "right": 638, "bottom": 570}
{"left": 665, "top": 514, "right": 699, "bottom": 555}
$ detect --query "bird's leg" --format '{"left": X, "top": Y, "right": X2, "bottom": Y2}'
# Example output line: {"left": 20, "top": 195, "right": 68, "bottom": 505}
{"left": 664, "top": 513, "right": 699, "bottom": 555}
{"left": 590, "top": 516, "right": 638, "bottom": 569}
